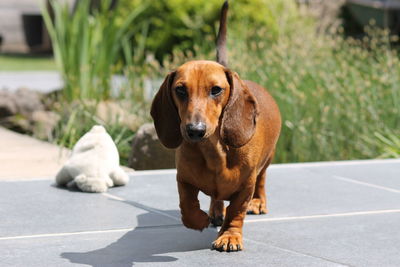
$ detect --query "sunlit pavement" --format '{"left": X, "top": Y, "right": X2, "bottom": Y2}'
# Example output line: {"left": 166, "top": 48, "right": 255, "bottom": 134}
{"left": 1, "top": 159, "right": 400, "bottom": 266}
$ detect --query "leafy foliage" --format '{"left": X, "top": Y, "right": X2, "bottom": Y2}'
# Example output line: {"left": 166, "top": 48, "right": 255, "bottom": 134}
{"left": 42, "top": 0, "right": 146, "bottom": 101}
{"left": 226, "top": 26, "right": 400, "bottom": 162}
{"left": 42, "top": 0, "right": 400, "bottom": 165}
{"left": 118, "top": 0, "right": 302, "bottom": 60}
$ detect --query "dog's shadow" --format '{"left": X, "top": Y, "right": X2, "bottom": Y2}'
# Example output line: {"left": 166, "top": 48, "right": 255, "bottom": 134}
{"left": 61, "top": 200, "right": 217, "bottom": 266}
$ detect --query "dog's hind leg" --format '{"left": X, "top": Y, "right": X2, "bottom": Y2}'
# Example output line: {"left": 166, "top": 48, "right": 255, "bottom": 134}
{"left": 247, "top": 169, "right": 268, "bottom": 214}
{"left": 247, "top": 154, "right": 274, "bottom": 215}
{"left": 209, "top": 198, "right": 225, "bottom": 227}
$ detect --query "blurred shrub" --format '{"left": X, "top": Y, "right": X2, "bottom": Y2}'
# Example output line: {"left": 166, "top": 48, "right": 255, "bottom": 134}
{"left": 117, "top": 0, "right": 219, "bottom": 60}
{"left": 118, "top": 0, "right": 303, "bottom": 60}
{"left": 154, "top": 23, "right": 400, "bottom": 163}
{"left": 227, "top": 26, "right": 400, "bottom": 162}
{"left": 51, "top": 100, "right": 149, "bottom": 165}
{"left": 42, "top": 0, "right": 400, "bottom": 164}
{"left": 229, "top": 0, "right": 306, "bottom": 39}
{"left": 364, "top": 130, "right": 400, "bottom": 158}
{"left": 42, "top": 0, "right": 146, "bottom": 101}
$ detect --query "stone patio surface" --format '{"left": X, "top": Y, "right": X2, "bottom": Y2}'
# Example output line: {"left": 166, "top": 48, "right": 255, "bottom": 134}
{"left": 1, "top": 151, "right": 399, "bottom": 266}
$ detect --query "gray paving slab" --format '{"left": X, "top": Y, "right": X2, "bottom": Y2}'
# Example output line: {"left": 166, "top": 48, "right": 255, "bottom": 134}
{"left": 303, "top": 160, "right": 400, "bottom": 191}
{"left": 109, "top": 166, "right": 400, "bottom": 220}
{"left": 265, "top": 167, "right": 400, "bottom": 216}
{"left": 108, "top": 171, "right": 180, "bottom": 211}
{"left": 1, "top": 159, "right": 400, "bottom": 266}
{"left": 244, "top": 212, "right": 400, "bottom": 267}
{"left": 1, "top": 225, "right": 342, "bottom": 267}
{"left": 0, "top": 180, "right": 177, "bottom": 237}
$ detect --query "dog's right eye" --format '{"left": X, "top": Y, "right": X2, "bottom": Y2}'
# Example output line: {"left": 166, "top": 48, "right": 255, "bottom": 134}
{"left": 175, "top": 86, "right": 188, "bottom": 98}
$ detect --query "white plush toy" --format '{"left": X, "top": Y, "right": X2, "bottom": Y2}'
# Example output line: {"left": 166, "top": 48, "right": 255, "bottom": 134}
{"left": 56, "top": 125, "right": 129, "bottom": 193}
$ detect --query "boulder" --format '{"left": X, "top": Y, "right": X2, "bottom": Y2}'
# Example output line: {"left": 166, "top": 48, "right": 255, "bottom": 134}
{"left": 96, "top": 100, "right": 142, "bottom": 131}
{"left": 0, "top": 91, "right": 18, "bottom": 117}
{"left": 129, "top": 123, "right": 176, "bottom": 170}
{"left": 0, "top": 88, "right": 45, "bottom": 118}
{"left": 0, "top": 88, "right": 44, "bottom": 118}
{"left": 14, "top": 88, "right": 44, "bottom": 116}
{"left": 0, "top": 88, "right": 59, "bottom": 139}
{"left": 31, "top": 110, "right": 60, "bottom": 140}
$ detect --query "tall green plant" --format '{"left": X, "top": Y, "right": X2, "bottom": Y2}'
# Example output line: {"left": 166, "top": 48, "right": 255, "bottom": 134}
{"left": 42, "top": 0, "right": 146, "bottom": 101}
{"left": 227, "top": 26, "right": 400, "bottom": 163}
{"left": 52, "top": 102, "right": 141, "bottom": 165}
{"left": 159, "top": 22, "right": 400, "bottom": 163}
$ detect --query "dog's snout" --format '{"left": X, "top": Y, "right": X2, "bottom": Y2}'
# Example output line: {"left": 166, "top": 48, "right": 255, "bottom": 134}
{"left": 186, "top": 122, "right": 206, "bottom": 141}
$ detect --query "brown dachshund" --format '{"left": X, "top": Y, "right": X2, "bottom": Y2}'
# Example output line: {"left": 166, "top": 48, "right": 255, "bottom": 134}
{"left": 151, "top": 1, "right": 281, "bottom": 252}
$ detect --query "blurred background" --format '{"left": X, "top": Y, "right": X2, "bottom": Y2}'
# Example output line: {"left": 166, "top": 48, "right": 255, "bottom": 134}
{"left": 0, "top": 0, "right": 399, "bottom": 169}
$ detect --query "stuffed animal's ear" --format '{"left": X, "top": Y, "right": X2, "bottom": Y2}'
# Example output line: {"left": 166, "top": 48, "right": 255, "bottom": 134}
{"left": 220, "top": 70, "right": 259, "bottom": 148}
{"left": 150, "top": 71, "right": 182, "bottom": 149}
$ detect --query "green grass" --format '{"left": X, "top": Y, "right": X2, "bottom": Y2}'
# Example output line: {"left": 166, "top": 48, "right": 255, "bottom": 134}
{"left": 0, "top": 54, "right": 56, "bottom": 71}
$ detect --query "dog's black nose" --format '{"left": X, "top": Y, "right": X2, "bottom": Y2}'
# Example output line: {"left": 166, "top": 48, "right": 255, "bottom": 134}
{"left": 186, "top": 122, "right": 206, "bottom": 141}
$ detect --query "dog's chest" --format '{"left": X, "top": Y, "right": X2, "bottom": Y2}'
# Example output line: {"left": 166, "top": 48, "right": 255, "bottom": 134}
{"left": 178, "top": 142, "right": 244, "bottom": 199}
{"left": 189, "top": 163, "right": 242, "bottom": 200}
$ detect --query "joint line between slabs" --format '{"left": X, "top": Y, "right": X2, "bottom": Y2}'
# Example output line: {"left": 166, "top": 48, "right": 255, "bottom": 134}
{"left": 0, "top": 228, "right": 133, "bottom": 241}
{"left": 243, "top": 238, "right": 351, "bottom": 267}
{"left": 0, "top": 224, "right": 186, "bottom": 241}
{"left": 102, "top": 192, "right": 181, "bottom": 222}
{"left": 245, "top": 209, "right": 400, "bottom": 223}
{"left": 331, "top": 175, "right": 400, "bottom": 194}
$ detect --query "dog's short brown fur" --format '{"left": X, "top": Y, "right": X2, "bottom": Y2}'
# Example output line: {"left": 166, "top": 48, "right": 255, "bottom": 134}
{"left": 151, "top": 1, "right": 281, "bottom": 252}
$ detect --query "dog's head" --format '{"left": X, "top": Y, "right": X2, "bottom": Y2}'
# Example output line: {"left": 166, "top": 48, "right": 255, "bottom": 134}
{"left": 151, "top": 60, "right": 258, "bottom": 149}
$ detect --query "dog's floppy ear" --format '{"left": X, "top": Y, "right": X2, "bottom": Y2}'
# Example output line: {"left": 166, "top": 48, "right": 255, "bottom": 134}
{"left": 150, "top": 71, "right": 182, "bottom": 149}
{"left": 220, "top": 70, "right": 259, "bottom": 148}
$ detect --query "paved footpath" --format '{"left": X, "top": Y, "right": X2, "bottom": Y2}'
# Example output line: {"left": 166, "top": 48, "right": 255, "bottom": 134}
{"left": 0, "top": 127, "right": 399, "bottom": 266}
{"left": 0, "top": 127, "right": 69, "bottom": 180}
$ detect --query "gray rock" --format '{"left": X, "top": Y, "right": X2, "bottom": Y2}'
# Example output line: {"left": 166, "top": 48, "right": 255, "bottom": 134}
{"left": 0, "top": 91, "right": 18, "bottom": 117}
{"left": 31, "top": 110, "right": 60, "bottom": 140}
{"left": 0, "top": 88, "right": 44, "bottom": 119}
{"left": 129, "top": 123, "right": 176, "bottom": 170}
{"left": 0, "top": 88, "right": 57, "bottom": 138}
{"left": 14, "top": 88, "right": 44, "bottom": 115}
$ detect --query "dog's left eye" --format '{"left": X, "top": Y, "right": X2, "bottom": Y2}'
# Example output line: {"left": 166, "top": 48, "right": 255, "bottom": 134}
{"left": 210, "top": 86, "right": 223, "bottom": 97}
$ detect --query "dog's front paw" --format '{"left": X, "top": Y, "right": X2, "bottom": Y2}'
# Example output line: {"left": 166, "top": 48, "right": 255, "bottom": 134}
{"left": 181, "top": 210, "right": 210, "bottom": 231}
{"left": 212, "top": 232, "right": 243, "bottom": 252}
{"left": 247, "top": 198, "right": 267, "bottom": 215}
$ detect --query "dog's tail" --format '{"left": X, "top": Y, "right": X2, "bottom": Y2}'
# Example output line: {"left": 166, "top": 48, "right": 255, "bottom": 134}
{"left": 216, "top": 0, "right": 228, "bottom": 67}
